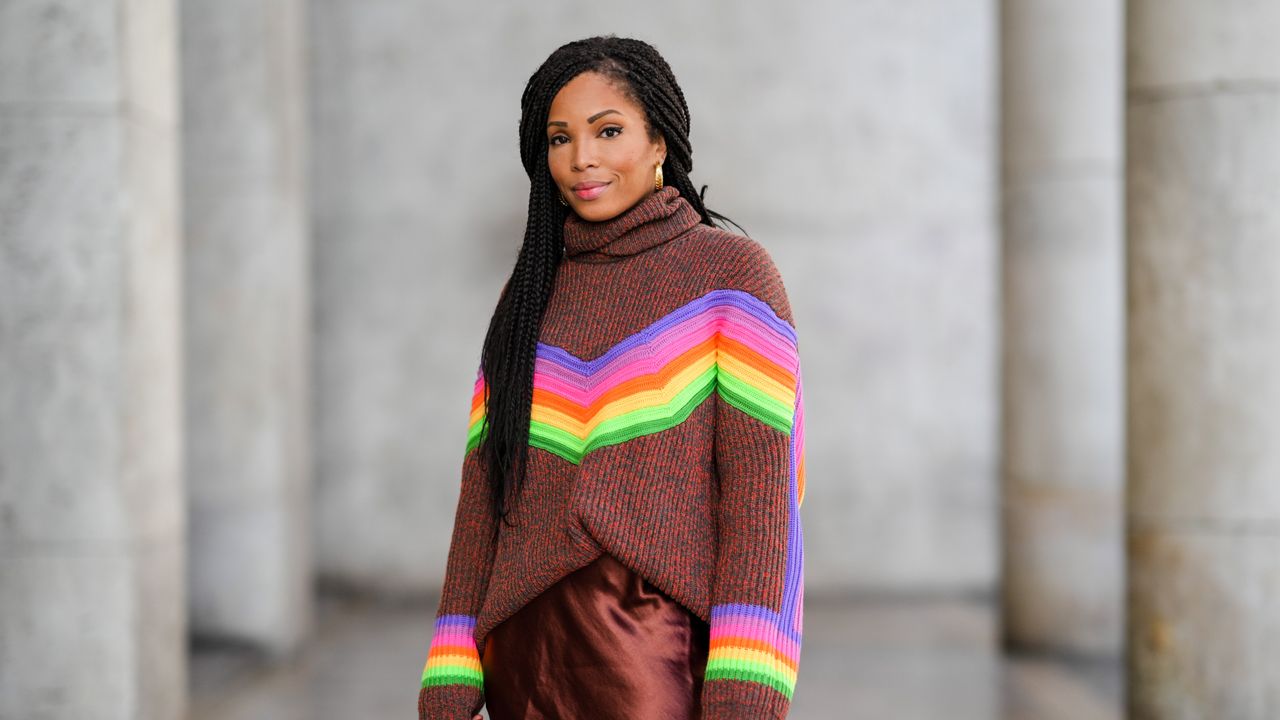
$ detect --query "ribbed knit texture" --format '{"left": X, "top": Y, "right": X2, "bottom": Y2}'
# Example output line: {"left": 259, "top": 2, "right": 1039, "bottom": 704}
{"left": 419, "top": 186, "right": 806, "bottom": 720}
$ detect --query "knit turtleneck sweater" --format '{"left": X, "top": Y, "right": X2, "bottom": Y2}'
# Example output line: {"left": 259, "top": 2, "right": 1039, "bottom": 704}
{"left": 419, "top": 186, "right": 807, "bottom": 720}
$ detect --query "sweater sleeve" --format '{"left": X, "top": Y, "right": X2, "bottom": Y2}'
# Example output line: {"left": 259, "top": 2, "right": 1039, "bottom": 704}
{"left": 701, "top": 242, "right": 806, "bottom": 719}
{"left": 418, "top": 366, "right": 499, "bottom": 720}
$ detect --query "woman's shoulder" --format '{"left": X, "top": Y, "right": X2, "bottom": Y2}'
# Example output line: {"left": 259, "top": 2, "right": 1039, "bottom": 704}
{"left": 693, "top": 223, "right": 776, "bottom": 267}
{"left": 676, "top": 224, "right": 794, "bottom": 327}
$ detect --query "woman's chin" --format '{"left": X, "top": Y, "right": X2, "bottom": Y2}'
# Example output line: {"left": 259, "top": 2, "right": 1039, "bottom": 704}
{"left": 574, "top": 202, "right": 623, "bottom": 223}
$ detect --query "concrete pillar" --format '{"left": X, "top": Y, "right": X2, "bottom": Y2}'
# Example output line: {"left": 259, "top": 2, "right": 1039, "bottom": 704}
{"left": 999, "top": 0, "right": 1124, "bottom": 655}
{"left": 1127, "top": 1, "right": 1280, "bottom": 716}
{"left": 0, "top": 1, "right": 185, "bottom": 718}
{"left": 179, "top": 0, "right": 313, "bottom": 652}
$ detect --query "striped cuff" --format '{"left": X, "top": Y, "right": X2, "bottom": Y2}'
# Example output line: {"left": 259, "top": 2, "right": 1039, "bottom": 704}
{"left": 421, "top": 614, "right": 483, "bottom": 689}
{"left": 705, "top": 603, "right": 800, "bottom": 700}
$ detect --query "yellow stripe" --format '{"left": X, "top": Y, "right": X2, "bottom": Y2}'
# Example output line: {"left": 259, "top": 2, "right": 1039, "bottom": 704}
{"left": 718, "top": 350, "right": 795, "bottom": 406}
{"left": 707, "top": 646, "right": 799, "bottom": 684}
{"left": 529, "top": 351, "right": 717, "bottom": 437}
{"left": 424, "top": 655, "right": 482, "bottom": 672}
{"left": 470, "top": 349, "right": 794, "bottom": 433}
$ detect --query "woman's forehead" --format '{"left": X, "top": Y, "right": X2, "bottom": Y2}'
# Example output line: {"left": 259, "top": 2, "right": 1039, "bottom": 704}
{"left": 549, "top": 72, "right": 639, "bottom": 119}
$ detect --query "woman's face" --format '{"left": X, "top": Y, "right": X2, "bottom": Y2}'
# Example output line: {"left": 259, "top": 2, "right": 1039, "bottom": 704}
{"left": 546, "top": 71, "right": 667, "bottom": 222}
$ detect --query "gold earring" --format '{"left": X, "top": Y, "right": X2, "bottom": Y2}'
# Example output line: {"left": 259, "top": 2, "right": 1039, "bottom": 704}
{"left": 654, "top": 163, "right": 664, "bottom": 191}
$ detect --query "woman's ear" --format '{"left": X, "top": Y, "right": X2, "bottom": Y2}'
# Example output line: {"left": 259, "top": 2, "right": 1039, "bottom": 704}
{"left": 656, "top": 134, "right": 667, "bottom": 164}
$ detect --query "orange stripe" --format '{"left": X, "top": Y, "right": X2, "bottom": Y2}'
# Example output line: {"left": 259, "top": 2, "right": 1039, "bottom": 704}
{"left": 427, "top": 644, "right": 479, "bottom": 660}
{"left": 530, "top": 335, "right": 718, "bottom": 424}
{"left": 718, "top": 335, "right": 796, "bottom": 388}
{"left": 472, "top": 333, "right": 795, "bottom": 429}
{"left": 708, "top": 636, "right": 799, "bottom": 672}
{"left": 472, "top": 335, "right": 794, "bottom": 423}
{"left": 797, "top": 454, "right": 806, "bottom": 505}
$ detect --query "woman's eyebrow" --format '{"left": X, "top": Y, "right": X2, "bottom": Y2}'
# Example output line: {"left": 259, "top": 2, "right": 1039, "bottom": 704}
{"left": 547, "top": 109, "right": 623, "bottom": 128}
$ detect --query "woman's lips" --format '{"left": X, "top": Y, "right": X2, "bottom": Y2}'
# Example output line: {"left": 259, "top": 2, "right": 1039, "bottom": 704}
{"left": 573, "top": 182, "right": 609, "bottom": 200}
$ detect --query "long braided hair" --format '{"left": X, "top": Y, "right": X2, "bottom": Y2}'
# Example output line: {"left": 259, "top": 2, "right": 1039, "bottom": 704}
{"left": 478, "top": 35, "right": 738, "bottom": 525}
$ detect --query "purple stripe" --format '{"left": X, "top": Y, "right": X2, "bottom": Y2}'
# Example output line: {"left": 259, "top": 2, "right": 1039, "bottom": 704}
{"left": 532, "top": 309, "right": 723, "bottom": 389}
{"left": 534, "top": 289, "right": 796, "bottom": 378}
{"left": 782, "top": 366, "right": 804, "bottom": 633}
{"left": 778, "top": 376, "right": 798, "bottom": 627}
{"left": 711, "top": 603, "right": 803, "bottom": 645}
{"left": 531, "top": 308, "right": 796, "bottom": 403}
{"left": 434, "top": 614, "right": 476, "bottom": 630}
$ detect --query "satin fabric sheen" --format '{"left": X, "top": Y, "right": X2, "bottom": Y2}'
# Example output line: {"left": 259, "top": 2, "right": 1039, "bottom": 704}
{"left": 481, "top": 553, "right": 710, "bottom": 719}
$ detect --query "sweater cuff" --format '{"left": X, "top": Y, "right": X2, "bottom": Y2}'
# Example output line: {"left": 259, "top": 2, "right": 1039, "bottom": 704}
{"left": 418, "top": 684, "right": 483, "bottom": 720}
{"left": 701, "top": 679, "right": 791, "bottom": 720}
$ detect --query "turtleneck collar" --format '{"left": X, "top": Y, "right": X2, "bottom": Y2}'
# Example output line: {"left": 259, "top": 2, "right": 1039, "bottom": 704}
{"left": 562, "top": 186, "right": 703, "bottom": 263}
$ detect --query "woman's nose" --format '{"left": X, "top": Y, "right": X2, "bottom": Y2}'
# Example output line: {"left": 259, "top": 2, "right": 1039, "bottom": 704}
{"left": 571, "top": 138, "right": 597, "bottom": 170}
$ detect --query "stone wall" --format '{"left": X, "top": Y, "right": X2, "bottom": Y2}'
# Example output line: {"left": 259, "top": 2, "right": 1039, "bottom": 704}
{"left": 308, "top": 0, "right": 999, "bottom": 596}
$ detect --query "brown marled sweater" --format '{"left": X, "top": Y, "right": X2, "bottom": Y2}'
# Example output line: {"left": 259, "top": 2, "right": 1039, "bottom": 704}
{"left": 419, "top": 186, "right": 807, "bottom": 719}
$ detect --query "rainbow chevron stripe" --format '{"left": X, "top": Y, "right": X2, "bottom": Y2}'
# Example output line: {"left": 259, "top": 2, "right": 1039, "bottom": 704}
{"left": 706, "top": 603, "right": 801, "bottom": 698}
{"left": 465, "top": 288, "right": 804, "bottom": 492}
{"left": 462, "top": 287, "right": 807, "bottom": 700}
{"left": 420, "top": 614, "right": 483, "bottom": 689}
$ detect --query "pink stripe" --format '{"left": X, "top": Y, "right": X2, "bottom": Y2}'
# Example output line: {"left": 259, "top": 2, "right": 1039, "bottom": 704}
{"left": 534, "top": 320, "right": 718, "bottom": 402}
{"left": 794, "top": 389, "right": 806, "bottom": 459}
{"left": 473, "top": 305, "right": 798, "bottom": 406}
{"left": 715, "top": 317, "right": 799, "bottom": 371}
{"left": 710, "top": 623, "right": 801, "bottom": 660}
{"left": 531, "top": 315, "right": 798, "bottom": 405}
{"left": 431, "top": 629, "right": 475, "bottom": 646}
{"left": 538, "top": 310, "right": 720, "bottom": 387}
{"left": 537, "top": 303, "right": 793, "bottom": 387}
{"left": 710, "top": 308, "right": 798, "bottom": 363}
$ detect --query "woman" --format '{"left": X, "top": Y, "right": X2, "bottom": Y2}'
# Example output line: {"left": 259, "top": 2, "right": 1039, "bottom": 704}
{"left": 419, "top": 35, "right": 806, "bottom": 720}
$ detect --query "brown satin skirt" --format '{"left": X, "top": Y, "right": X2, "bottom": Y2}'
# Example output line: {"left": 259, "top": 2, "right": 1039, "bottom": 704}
{"left": 480, "top": 553, "right": 710, "bottom": 720}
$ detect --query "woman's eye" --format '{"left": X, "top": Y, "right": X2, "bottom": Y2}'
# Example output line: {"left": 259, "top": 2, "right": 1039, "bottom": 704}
{"left": 549, "top": 135, "right": 567, "bottom": 146}
{"left": 601, "top": 126, "right": 622, "bottom": 138}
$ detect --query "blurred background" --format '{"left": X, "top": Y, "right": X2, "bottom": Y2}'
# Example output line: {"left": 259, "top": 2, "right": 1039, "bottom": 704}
{"left": 2, "top": 0, "right": 1277, "bottom": 718}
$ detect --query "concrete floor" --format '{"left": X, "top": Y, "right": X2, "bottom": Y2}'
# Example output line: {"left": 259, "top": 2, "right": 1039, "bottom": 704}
{"left": 190, "top": 594, "right": 1123, "bottom": 720}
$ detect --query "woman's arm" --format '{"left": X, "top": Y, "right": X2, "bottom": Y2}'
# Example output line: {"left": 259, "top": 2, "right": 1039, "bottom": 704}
{"left": 418, "top": 367, "right": 499, "bottom": 720}
{"left": 701, "top": 243, "right": 806, "bottom": 720}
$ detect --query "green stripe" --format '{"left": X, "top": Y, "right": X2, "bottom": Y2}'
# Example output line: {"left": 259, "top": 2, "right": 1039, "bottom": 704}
{"left": 421, "top": 665, "right": 484, "bottom": 689}
{"left": 514, "top": 364, "right": 715, "bottom": 463}
{"left": 530, "top": 365, "right": 718, "bottom": 463}
{"left": 705, "top": 661, "right": 795, "bottom": 699}
{"left": 464, "top": 361, "right": 792, "bottom": 461}
{"left": 717, "top": 370, "right": 793, "bottom": 433}
{"left": 466, "top": 415, "right": 488, "bottom": 453}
